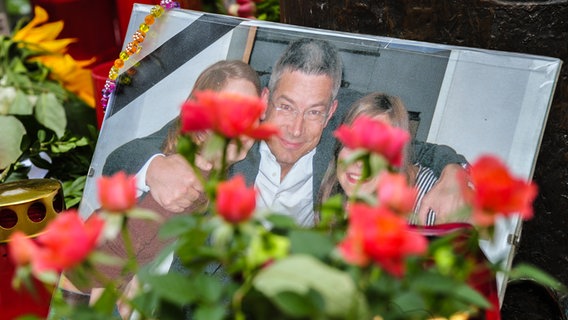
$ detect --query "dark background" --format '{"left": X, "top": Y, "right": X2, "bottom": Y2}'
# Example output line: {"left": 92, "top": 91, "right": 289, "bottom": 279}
{"left": 278, "top": 0, "right": 568, "bottom": 318}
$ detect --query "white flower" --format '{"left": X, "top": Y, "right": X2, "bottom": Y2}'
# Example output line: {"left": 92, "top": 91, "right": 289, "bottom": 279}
{"left": 0, "top": 86, "right": 17, "bottom": 115}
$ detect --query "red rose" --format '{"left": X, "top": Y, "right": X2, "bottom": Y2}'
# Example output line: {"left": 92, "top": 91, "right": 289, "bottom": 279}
{"left": 462, "top": 155, "right": 538, "bottom": 226}
{"left": 180, "top": 90, "right": 279, "bottom": 140}
{"left": 334, "top": 116, "right": 410, "bottom": 167}
{"left": 34, "top": 211, "right": 104, "bottom": 273}
{"left": 9, "top": 211, "right": 104, "bottom": 274}
{"left": 8, "top": 231, "right": 39, "bottom": 266}
{"left": 97, "top": 171, "right": 137, "bottom": 212}
{"left": 216, "top": 175, "right": 256, "bottom": 224}
{"left": 180, "top": 99, "right": 215, "bottom": 133}
{"left": 339, "top": 203, "right": 427, "bottom": 277}
{"left": 376, "top": 172, "right": 417, "bottom": 215}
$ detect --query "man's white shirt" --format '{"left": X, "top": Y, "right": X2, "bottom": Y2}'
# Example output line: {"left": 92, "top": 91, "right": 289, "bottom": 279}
{"left": 255, "top": 141, "right": 315, "bottom": 227}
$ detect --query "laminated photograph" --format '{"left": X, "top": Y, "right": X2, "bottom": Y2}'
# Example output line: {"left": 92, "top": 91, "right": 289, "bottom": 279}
{"left": 79, "top": 3, "right": 562, "bottom": 305}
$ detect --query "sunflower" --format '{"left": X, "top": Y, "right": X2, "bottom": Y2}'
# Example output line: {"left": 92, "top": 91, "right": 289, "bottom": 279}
{"left": 13, "top": 6, "right": 96, "bottom": 107}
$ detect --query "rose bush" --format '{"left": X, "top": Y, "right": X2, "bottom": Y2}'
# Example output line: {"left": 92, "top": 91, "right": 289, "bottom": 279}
{"left": 7, "top": 90, "right": 563, "bottom": 320}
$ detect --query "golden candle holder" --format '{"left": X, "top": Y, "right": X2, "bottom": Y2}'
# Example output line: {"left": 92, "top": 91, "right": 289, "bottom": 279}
{"left": 0, "top": 178, "right": 64, "bottom": 242}
{"left": 0, "top": 178, "right": 64, "bottom": 318}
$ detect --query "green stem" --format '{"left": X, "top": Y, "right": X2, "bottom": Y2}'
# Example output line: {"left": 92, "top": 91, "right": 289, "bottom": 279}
{"left": 120, "top": 216, "right": 138, "bottom": 274}
{"left": 88, "top": 263, "right": 115, "bottom": 290}
{"left": 0, "top": 164, "right": 13, "bottom": 183}
{"left": 231, "top": 271, "right": 253, "bottom": 320}
{"left": 220, "top": 137, "right": 230, "bottom": 177}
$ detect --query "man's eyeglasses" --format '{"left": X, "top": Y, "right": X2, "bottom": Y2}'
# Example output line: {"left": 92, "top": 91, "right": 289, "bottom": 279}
{"left": 273, "top": 104, "right": 328, "bottom": 123}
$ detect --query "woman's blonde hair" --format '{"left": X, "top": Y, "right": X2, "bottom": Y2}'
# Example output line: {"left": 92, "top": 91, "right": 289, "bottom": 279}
{"left": 161, "top": 60, "right": 261, "bottom": 154}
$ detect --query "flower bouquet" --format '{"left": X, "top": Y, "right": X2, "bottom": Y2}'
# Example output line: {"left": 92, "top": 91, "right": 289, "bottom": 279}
{"left": 0, "top": 6, "right": 98, "bottom": 208}
{"left": 7, "top": 90, "right": 562, "bottom": 320}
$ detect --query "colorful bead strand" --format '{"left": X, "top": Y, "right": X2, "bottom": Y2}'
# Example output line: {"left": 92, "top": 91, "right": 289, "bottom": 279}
{"left": 100, "top": 1, "right": 180, "bottom": 112}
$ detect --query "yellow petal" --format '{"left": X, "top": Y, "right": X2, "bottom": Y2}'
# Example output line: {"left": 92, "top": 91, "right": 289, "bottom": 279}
{"left": 13, "top": 6, "right": 49, "bottom": 41}
{"left": 20, "top": 21, "right": 64, "bottom": 44}
{"left": 32, "top": 54, "right": 73, "bottom": 76}
{"left": 63, "top": 68, "right": 95, "bottom": 107}
{"left": 75, "top": 57, "right": 97, "bottom": 68}
{"left": 34, "top": 54, "right": 95, "bottom": 107}
{"left": 63, "top": 69, "right": 88, "bottom": 89}
{"left": 34, "top": 38, "right": 77, "bottom": 54}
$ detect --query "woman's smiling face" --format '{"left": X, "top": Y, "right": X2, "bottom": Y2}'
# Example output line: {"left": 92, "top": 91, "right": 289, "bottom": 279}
{"left": 336, "top": 114, "right": 391, "bottom": 197}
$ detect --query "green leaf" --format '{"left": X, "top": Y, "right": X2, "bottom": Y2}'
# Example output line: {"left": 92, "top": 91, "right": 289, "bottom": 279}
{"left": 141, "top": 273, "right": 197, "bottom": 306}
{"left": 74, "top": 136, "right": 90, "bottom": 147}
{"left": 432, "top": 246, "right": 457, "bottom": 275}
{"left": 37, "top": 129, "right": 47, "bottom": 142}
{"left": 65, "top": 197, "right": 81, "bottom": 209}
{"left": 10, "top": 56, "right": 29, "bottom": 74}
{"left": 253, "top": 254, "right": 368, "bottom": 319}
{"left": 68, "top": 175, "right": 87, "bottom": 191}
{"left": 62, "top": 95, "right": 97, "bottom": 135}
{"left": 452, "top": 283, "right": 492, "bottom": 309}
{"left": 194, "top": 304, "right": 225, "bottom": 320}
{"left": 0, "top": 115, "right": 26, "bottom": 169}
{"left": 194, "top": 273, "right": 223, "bottom": 303}
{"left": 159, "top": 214, "right": 199, "bottom": 238}
{"left": 91, "top": 285, "right": 120, "bottom": 314}
{"left": 9, "top": 70, "right": 33, "bottom": 88}
{"left": 247, "top": 232, "right": 290, "bottom": 268}
{"left": 264, "top": 213, "right": 297, "bottom": 230}
{"left": 508, "top": 263, "right": 565, "bottom": 291}
{"left": 35, "top": 92, "right": 66, "bottom": 138}
{"left": 271, "top": 290, "right": 322, "bottom": 318}
{"left": 41, "top": 79, "right": 67, "bottom": 97}
{"left": 129, "top": 290, "right": 161, "bottom": 318}
{"left": 412, "top": 272, "right": 490, "bottom": 308}
{"left": 289, "top": 229, "right": 334, "bottom": 259}
{"left": 9, "top": 89, "right": 34, "bottom": 115}
{"left": 126, "top": 207, "right": 162, "bottom": 222}
{"left": 51, "top": 141, "right": 74, "bottom": 153}
{"left": 411, "top": 272, "right": 457, "bottom": 293}
{"left": 391, "top": 291, "right": 425, "bottom": 314}
{"left": 29, "top": 153, "right": 51, "bottom": 169}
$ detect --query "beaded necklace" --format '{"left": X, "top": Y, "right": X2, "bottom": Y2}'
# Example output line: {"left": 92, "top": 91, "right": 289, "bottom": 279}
{"left": 100, "top": 0, "right": 180, "bottom": 112}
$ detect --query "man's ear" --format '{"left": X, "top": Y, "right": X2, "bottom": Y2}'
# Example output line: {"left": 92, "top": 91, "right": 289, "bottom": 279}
{"left": 261, "top": 88, "right": 270, "bottom": 120}
{"left": 324, "top": 99, "right": 339, "bottom": 127}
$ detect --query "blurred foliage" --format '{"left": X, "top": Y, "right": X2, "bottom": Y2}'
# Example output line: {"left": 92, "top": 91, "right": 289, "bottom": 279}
{"left": 213, "top": 0, "right": 280, "bottom": 22}
{"left": 256, "top": 0, "right": 280, "bottom": 22}
{"left": 0, "top": 6, "right": 97, "bottom": 209}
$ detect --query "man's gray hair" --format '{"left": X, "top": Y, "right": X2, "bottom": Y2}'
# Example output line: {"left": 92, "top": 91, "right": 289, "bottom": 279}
{"left": 268, "top": 38, "right": 343, "bottom": 101}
